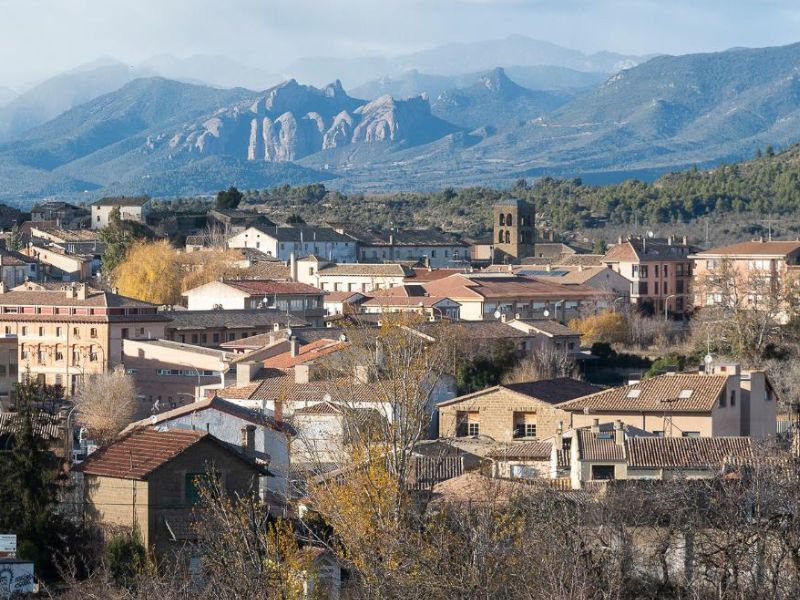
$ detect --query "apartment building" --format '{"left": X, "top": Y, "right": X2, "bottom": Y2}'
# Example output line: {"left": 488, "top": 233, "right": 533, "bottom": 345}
{"left": 689, "top": 240, "right": 800, "bottom": 309}
{"left": 346, "top": 228, "right": 469, "bottom": 268}
{"left": 0, "top": 282, "right": 168, "bottom": 393}
{"left": 162, "top": 309, "right": 306, "bottom": 348}
{"left": 0, "top": 249, "right": 38, "bottom": 288}
{"left": 602, "top": 236, "right": 698, "bottom": 315}
{"left": 22, "top": 245, "right": 92, "bottom": 282}
{"left": 295, "top": 256, "right": 411, "bottom": 292}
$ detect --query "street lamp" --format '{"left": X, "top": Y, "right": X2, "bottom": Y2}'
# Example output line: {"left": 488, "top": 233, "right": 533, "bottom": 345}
{"left": 612, "top": 296, "right": 627, "bottom": 313}
{"left": 543, "top": 300, "right": 564, "bottom": 321}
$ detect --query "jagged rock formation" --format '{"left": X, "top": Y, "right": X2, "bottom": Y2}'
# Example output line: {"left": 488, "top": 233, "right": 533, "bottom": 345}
{"left": 172, "top": 79, "right": 456, "bottom": 162}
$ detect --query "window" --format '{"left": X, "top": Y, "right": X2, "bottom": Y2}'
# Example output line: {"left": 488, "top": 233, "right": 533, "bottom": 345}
{"left": 73, "top": 327, "right": 80, "bottom": 338}
{"left": 504, "top": 231, "right": 511, "bottom": 244}
{"left": 468, "top": 422, "right": 479, "bottom": 436}
{"left": 627, "top": 389, "right": 641, "bottom": 398}
{"left": 653, "top": 282, "right": 659, "bottom": 295}
{"left": 682, "top": 431, "right": 701, "bottom": 438}
{"left": 638, "top": 282, "right": 648, "bottom": 295}
{"left": 55, "top": 351, "right": 63, "bottom": 361}
{"left": 591, "top": 465, "right": 615, "bottom": 480}
{"left": 663, "top": 265, "right": 668, "bottom": 277}
{"left": 185, "top": 472, "right": 211, "bottom": 506}
{"left": 3, "top": 327, "right": 8, "bottom": 335}
{"left": 56, "top": 327, "right": 62, "bottom": 337}
{"left": 38, "top": 327, "right": 43, "bottom": 337}
{"left": 676, "top": 264, "right": 685, "bottom": 276}
{"left": 654, "top": 265, "right": 659, "bottom": 277}
{"left": 640, "top": 265, "right": 649, "bottom": 278}
{"left": 191, "top": 334, "right": 198, "bottom": 344}
{"left": 21, "top": 327, "right": 26, "bottom": 336}
{"left": 730, "top": 390, "right": 736, "bottom": 407}
{"left": 678, "top": 389, "right": 693, "bottom": 399}
{"left": 719, "top": 393, "right": 726, "bottom": 407}
{"left": 121, "top": 328, "right": 129, "bottom": 339}
{"left": 506, "top": 213, "right": 513, "bottom": 226}
{"left": 498, "top": 230, "right": 504, "bottom": 243}
{"left": 212, "top": 333, "right": 220, "bottom": 344}
{"left": 499, "top": 214, "right": 505, "bottom": 226}
{"left": 90, "top": 328, "right": 97, "bottom": 338}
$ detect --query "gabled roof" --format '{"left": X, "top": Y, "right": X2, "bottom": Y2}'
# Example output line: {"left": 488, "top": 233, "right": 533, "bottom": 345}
{"left": 0, "top": 411, "right": 64, "bottom": 441}
{"left": 576, "top": 429, "right": 625, "bottom": 461}
{"left": 557, "top": 374, "right": 728, "bottom": 413}
{"left": 222, "top": 279, "right": 323, "bottom": 296}
{"left": 603, "top": 238, "right": 699, "bottom": 263}
{"left": 423, "top": 274, "right": 598, "bottom": 301}
{"left": 0, "top": 286, "right": 160, "bottom": 310}
{"left": 511, "top": 319, "right": 581, "bottom": 337}
{"left": 324, "top": 291, "right": 366, "bottom": 303}
{"left": 318, "top": 263, "right": 412, "bottom": 277}
{"left": 437, "top": 378, "right": 601, "bottom": 408}
{"left": 625, "top": 436, "right": 754, "bottom": 469}
{"left": 362, "top": 295, "right": 458, "bottom": 309}
{"left": 262, "top": 338, "right": 346, "bottom": 369}
{"left": 163, "top": 309, "right": 306, "bottom": 331}
{"left": 217, "top": 370, "right": 381, "bottom": 404}
{"left": 352, "top": 228, "right": 467, "bottom": 247}
{"left": 690, "top": 240, "right": 800, "bottom": 258}
{"left": 75, "top": 428, "right": 264, "bottom": 480}
{"left": 255, "top": 226, "right": 353, "bottom": 243}
{"left": 408, "top": 268, "right": 470, "bottom": 282}
{"left": 488, "top": 441, "right": 552, "bottom": 460}
{"left": 121, "top": 396, "right": 291, "bottom": 435}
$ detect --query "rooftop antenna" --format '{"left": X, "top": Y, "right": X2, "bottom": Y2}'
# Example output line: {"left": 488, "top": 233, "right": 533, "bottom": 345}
{"left": 761, "top": 212, "right": 775, "bottom": 241}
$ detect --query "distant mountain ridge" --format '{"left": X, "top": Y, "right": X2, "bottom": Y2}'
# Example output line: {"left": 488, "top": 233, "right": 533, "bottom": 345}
{"left": 2, "top": 42, "right": 800, "bottom": 199}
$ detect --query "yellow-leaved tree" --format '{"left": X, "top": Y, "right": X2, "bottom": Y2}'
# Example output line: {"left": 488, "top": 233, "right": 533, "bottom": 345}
{"left": 569, "top": 310, "right": 628, "bottom": 346}
{"left": 112, "top": 240, "right": 183, "bottom": 305}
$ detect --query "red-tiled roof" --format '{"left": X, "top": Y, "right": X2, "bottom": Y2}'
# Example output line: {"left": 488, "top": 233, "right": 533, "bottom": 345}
{"left": 625, "top": 436, "right": 754, "bottom": 469}
{"left": 488, "top": 441, "right": 552, "bottom": 460}
{"left": 557, "top": 374, "right": 728, "bottom": 413}
{"left": 262, "top": 339, "right": 346, "bottom": 369}
{"left": 576, "top": 429, "right": 625, "bottom": 461}
{"left": 223, "top": 279, "right": 322, "bottom": 296}
{"left": 76, "top": 428, "right": 209, "bottom": 479}
{"left": 362, "top": 296, "right": 456, "bottom": 308}
{"left": 324, "top": 291, "right": 365, "bottom": 302}
{"left": 691, "top": 240, "right": 800, "bottom": 258}
{"left": 423, "top": 274, "right": 598, "bottom": 301}
{"left": 408, "top": 268, "right": 469, "bottom": 282}
{"left": 217, "top": 370, "right": 382, "bottom": 404}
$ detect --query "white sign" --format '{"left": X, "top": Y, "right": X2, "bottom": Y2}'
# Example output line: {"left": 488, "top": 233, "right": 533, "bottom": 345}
{"left": 0, "top": 561, "right": 34, "bottom": 598}
{"left": 0, "top": 536, "right": 16, "bottom": 554}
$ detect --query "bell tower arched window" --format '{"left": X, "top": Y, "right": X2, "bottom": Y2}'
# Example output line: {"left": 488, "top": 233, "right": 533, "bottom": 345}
{"left": 505, "top": 231, "right": 511, "bottom": 244}
{"left": 506, "top": 213, "right": 513, "bottom": 226}
{"left": 498, "top": 230, "right": 505, "bottom": 243}
{"left": 499, "top": 214, "right": 505, "bottom": 226}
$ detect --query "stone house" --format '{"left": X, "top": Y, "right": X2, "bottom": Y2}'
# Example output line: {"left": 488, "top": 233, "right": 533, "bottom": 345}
{"left": 437, "top": 378, "right": 602, "bottom": 442}
{"left": 75, "top": 427, "right": 266, "bottom": 558}
{"left": 556, "top": 366, "right": 777, "bottom": 439}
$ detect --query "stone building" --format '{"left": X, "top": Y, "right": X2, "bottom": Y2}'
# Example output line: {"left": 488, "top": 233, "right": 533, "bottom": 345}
{"left": 492, "top": 198, "right": 535, "bottom": 263}
{"left": 437, "top": 378, "right": 602, "bottom": 442}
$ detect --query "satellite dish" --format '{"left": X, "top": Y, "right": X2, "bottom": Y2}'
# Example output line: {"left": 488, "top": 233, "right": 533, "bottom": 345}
{"left": 338, "top": 334, "right": 347, "bottom": 342}
{"left": 323, "top": 393, "right": 332, "bottom": 403}
{"left": 543, "top": 309, "right": 550, "bottom": 318}
{"left": 286, "top": 327, "right": 292, "bottom": 337}
{"left": 493, "top": 310, "right": 502, "bottom": 320}
{"left": 150, "top": 414, "right": 157, "bottom": 425}
{"left": 647, "top": 231, "right": 655, "bottom": 238}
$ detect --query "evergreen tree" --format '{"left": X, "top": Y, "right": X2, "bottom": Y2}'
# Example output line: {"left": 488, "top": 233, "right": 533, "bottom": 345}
{"left": 98, "top": 207, "right": 152, "bottom": 279}
{"left": 0, "top": 377, "right": 77, "bottom": 579}
{"left": 7, "top": 223, "right": 21, "bottom": 252}
{"left": 215, "top": 186, "right": 243, "bottom": 210}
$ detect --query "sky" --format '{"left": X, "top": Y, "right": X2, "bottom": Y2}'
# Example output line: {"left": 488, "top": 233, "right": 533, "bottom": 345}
{"left": 3, "top": 0, "right": 800, "bottom": 88}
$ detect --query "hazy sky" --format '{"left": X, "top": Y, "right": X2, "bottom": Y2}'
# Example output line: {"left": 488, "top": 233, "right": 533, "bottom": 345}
{"left": 3, "top": 0, "right": 800, "bottom": 87}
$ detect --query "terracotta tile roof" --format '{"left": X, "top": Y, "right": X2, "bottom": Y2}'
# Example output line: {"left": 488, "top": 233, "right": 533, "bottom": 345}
{"left": 238, "top": 261, "right": 291, "bottom": 280}
{"left": 318, "top": 263, "right": 411, "bottom": 277}
{"left": 0, "top": 411, "right": 64, "bottom": 441}
{"left": 219, "top": 327, "right": 347, "bottom": 350}
{"left": 430, "top": 472, "right": 530, "bottom": 505}
{"left": 262, "top": 339, "right": 346, "bottom": 369}
{"left": 603, "top": 238, "right": 699, "bottom": 263}
{"left": 557, "top": 374, "right": 728, "bottom": 413}
{"left": 691, "top": 240, "right": 800, "bottom": 258}
{"left": 369, "top": 284, "right": 428, "bottom": 298}
{"left": 324, "top": 291, "right": 365, "bottom": 302}
{"left": 217, "top": 370, "right": 381, "bottom": 404}
{"left": 503, "top": 378, "right": 603, "bottom": 405}
{"left": 625, "top": 436, "right": 754, "bottom": 469}
{"left": 408, "top": 268, "right": 470, "bottom": 282}
{"left": 121, "top": 396, "right": 291, "bottom": 434}
{"left": 520, "top": 255, "right": 606, "bottom": 267}
{"left": 423, "top": 274, "right": 598, "bottom": 301}
{"left": 292, "top": 401, "right": 341, "bottom": 414}
{"left": 222, "top": 279, "right": 322, "bottom": 296}
{"left": 0, "top": 249, "right": 36, "bottom": 266}
{"left": 362, "top": 295, "right": 456, "bottom": 308}
{"left": 0, "top": 287, "right": 158, "bottom": 309}
{"left": 76, "top": 428, "right": 210, "bottom": 479}
{"left": 576, "top": 429, "right": 625, "bottom": 461}
{"left": 415, "top": 320, "right": 531, "bottom": 340}
{"left": 488, "top": 441, "right": 552, "bottom": 460}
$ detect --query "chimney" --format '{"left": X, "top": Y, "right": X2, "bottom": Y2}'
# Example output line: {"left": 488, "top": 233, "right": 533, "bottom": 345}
{"left": 240, "top": 424, "right": 256, "bottom": 456}
{"left": 389, "top": 234, "right": 394, "bottom": 246}
{"left": 618, "top": 236, "right": 623, "bottom": 245}
{"left": 500, "top": 313, "right": 507, "bottom": 323}
{"left": 682, "top": 235, "right": 687, "bottom": 245}
{"left": 667, "top": 235, "right": 673, "bottom": 245}
{"left": 274, "top": 399, "right": 283, "bottom": 423}
{"left": 273, "top": 322, "right": 280, "bottom": 332}
{"left": 591, "top": 418, "right": 600, "bottom": 435}
{"left": 76, "top": 283, "right": 87, "bottom": 300}
{"left": 290, "top": 336, "right": 298, "bottom": 357}
{"left": 295, "top": 363, "right": 310, "bottom": 384}
{"left": 354, "top": 365, "right": 370, "bottom": 384}
{"left": 289, "top": 252, "right": 298, "bottom": 281}
{"left": 65, "top": 283, "right": 76, "bottom": 299}
{"left": 555, "top": 421, "right": 563, "bottom": 449}
{"left": 0, "top": 281, "right": 7, "bottom": 294}
{"left": 236, "top": 361, "right": 259, "bottom": 387}
{"left": 614, "top": 420, "right": 624, "bottom": 446}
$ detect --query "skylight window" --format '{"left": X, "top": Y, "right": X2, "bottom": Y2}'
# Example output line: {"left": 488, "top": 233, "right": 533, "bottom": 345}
{"left": 678, "top": 389, "right": 694, "bottom": 399}
{"left": 627, "top": 389, "right": 642, "bottom": 398}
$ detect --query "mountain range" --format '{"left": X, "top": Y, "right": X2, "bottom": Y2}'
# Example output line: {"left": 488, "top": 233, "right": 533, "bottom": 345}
{"left": 1, "top": 41, "right": 800, "bottom": 202}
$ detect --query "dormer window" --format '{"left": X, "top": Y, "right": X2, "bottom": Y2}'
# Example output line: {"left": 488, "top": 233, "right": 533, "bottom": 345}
{"left": 627, "top": 389, "right": 641, "bottom": 398}
{"left": 678, "top": 389, "right": 693, "bottom": 399}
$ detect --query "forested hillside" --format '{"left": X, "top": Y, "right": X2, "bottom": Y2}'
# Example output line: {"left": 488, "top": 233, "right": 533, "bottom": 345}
{"left": 237, "top": 144, "right": 800, "bottom": 237}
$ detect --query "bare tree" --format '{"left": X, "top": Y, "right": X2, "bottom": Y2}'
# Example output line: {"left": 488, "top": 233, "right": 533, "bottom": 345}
{"left": 74, "top": 369, "right": 137, "bottom": 444}
{"left": 503, "top": 345, "right": 577, "bottom": 383}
